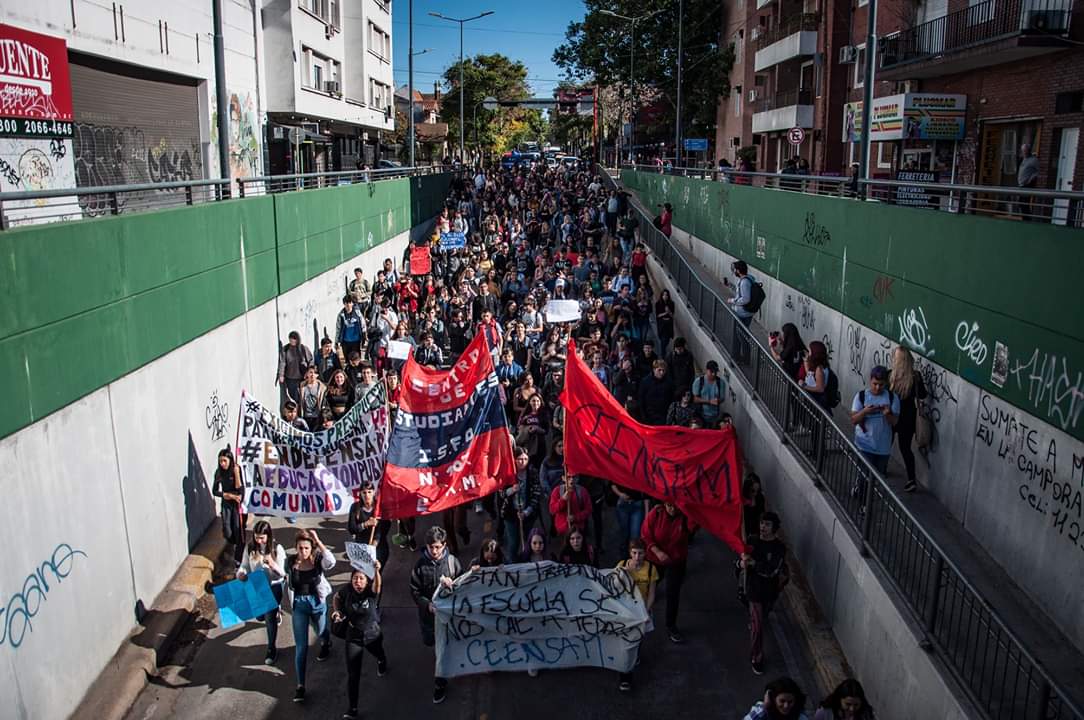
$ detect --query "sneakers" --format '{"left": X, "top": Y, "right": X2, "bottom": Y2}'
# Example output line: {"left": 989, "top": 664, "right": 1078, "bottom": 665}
{"left": 433, "top": 685, "right": 447, "bottom": 704}
{"left": 667, "top": 628, "right": 685, "bottom": 644}
{"left": 407, "top": 537, "right": 418, "bottom": 552}
{"left": 751, "top": 661, "right": 765, "bottom": 675}
{"left": 618, "top": 678, "right": 633, "bottom": 692}
{"left": 342, "top": 710, "right": 358, "bottom": 720}
{"left": 527, "top": 668, "right": 538, "bottom": 678}
{"left": 264, "top": 648, "right": 277, "bottom": 666}
{"left": 473, "top": 500, "right": 484, "bottom": 514}
{"left": 317, "top": 643, "right": 331, "bottom": 662}
{"left": 904, "top": 480, "right": 917, "bottom": 493}
{"left": 293, "top": 686, "right": 306, "bottom": 703}
{"left": 377, "top": 659, "right": 388, "bottom": 677}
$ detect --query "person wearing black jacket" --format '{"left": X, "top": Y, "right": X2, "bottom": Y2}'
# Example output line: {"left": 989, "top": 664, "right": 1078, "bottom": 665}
{"left": 347, "top": 483, "right": 390, "bottom": 569}
{"left": 496, "top": 447, "right": 544, "bottom": 558}
{"left": 666, "top": 337, "right": 696, "bottom": 399}
{"left": 471, "top": 282, "right": 499, "bottom": 322}
{"left": 637, "top": 360, "right": 676, "bottom": 425}
{"left": 611, "top": 357, "right": 639, "bottom": 410}
{"left": 331, "top": 569, "right": 387, "bottom": 720}
{"left": 409, "top": 526, "right": 463, "bottom": 704}
{"left": 740, "top": 512, "right": 790, "bottom": 675}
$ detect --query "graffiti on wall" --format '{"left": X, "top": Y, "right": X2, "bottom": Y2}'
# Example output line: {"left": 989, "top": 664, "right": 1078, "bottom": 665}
{"left": 0, "top": 543, "right": 87, "bottom": 650}
{"left": 0, "top": 137, "right": 78, "bottom": 223}
{"left": 898, "top": 306, "right": 934, "bottom": 356}
{"left": 205, "top": 390, "right": 230, "bottom": 442}
{"left": 846, "top": 323, "right": 867, "bottom": 378}
{"left": 955, "top": 321, "right": 989, "bottom": 367}
{"left": 1007, "top": 349, "right": 1084, "bottom": 433}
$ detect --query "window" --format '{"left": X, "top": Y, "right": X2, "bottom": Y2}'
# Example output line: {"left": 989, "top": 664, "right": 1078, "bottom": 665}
{"left": 877, "top": 142, "right": 894, "bottom": 169}
{"left": 854, "top": 44, "right": 867, "bottom": 88}
{"left": 369, "top": 78, "right": 391, "bottom": 111}
{"left": 734, "top": 85, "right": 743, "bottom": 117}
{"left": 733, "top": 30, "right": 744, "bottom": 62}
{"left": 299, "top": 0, "right": 338, "bottom": 26}
{"left": 301, "top": 46, "right": 340, "bottom": 91}
{"left": 375, "top": 0, "right": 391, "bottom": 12}
{"left": 368, "top": 22, "right": 391, "bottom": 61}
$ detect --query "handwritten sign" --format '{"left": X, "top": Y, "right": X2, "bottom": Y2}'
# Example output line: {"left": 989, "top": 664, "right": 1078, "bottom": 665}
{"left": 439, "top": 231, "right": 466, "bottom": 250}
{"left": 344, "top": 542, "right": 378, "bottom": 578}
{"left": 213, "top": 569, "right": 279, "bottom": 628}
{"left": 388, "top": 340, "right": 412, "bottom": 360}
{"left": 410, "top": 245, "right": 431, "bottom": 275}
{"left": 433, "top": 562, "right": 649, "bottom": 677}
{"left": 543, "top": 299, "right": 582, "bottom": 324}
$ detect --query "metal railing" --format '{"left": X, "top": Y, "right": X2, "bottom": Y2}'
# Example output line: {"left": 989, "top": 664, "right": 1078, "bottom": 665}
{"left": 755, "top": 12, "right": 821, "bottom": 49}
{"left": 599, "top": 166, "right": 1084, "bottom": 720}
{"left": 754, "top": 88, "right": 815, "bottom": 113}
{"left": 625, "top": 164, "right": 1084, "bottom": 227}
{"left": 880, "top": 0, "right": 1073, "bottom": 69}
{"left": 0, "top": 166, "right": 446, "bottom": 230}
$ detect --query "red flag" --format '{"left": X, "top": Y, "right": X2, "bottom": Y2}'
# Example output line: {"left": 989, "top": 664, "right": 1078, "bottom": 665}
{"left": 378, "top": 333, "right": 516, "bottom": 519}
{"left": 560, "top": 339, "right": 746, "bottom": 554}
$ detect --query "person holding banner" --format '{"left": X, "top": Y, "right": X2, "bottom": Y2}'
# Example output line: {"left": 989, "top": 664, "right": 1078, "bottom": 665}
{"left": 642, "top": 502, "right": 696, "bottom": 644}
{"left": 497, "top": 447, "right": 542, "bottom": 558}
{"left": 286, "top": 529, "right": 336, "bottom": 704}
{"left": 331, "top": 569, "right": 387, "bottom": 720}
{"left": 238, "top": 520, "right": 287, "bottom": 665}
{"left": 549, "top": 473, "right": 592, "bottom": 538}
{"left": 348, "top": 483, "right": 390, "bottom": 570}
{"left": 409, "top": 526, "right": 463, "bottom": 705}
{"left": 468, "top": 539, "right": 505, "bottom": 571}
{"left": 614, "top": 538, "right": 658, "bottom": 692}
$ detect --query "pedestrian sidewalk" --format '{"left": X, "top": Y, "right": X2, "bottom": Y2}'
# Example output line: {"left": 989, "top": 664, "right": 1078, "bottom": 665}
{"left": 621, "top": 186, "right": 1084, "bottom": 711}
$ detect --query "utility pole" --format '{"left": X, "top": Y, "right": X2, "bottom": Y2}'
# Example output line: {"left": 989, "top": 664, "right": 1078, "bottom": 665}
{"left": 429, "top": 10, "right": 494, "bottom": 164}
{"left": 212, "top": 0, "right": 230, "bottom": 188}
{"left": 408, "top": 0, "right": 414, "bottom": 167}
{"left": 858, "top": 0, "right": 878, "bottom": 187}
{"left": 674, "top": 0, "right": 685, "bottom": 167}
{"left": 600, "top": 9, "right": 665, "bottom": 165}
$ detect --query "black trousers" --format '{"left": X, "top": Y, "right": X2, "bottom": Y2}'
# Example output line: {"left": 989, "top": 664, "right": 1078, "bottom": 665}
{"left": 345, "top": 634, "right": 386, "bottom": 710}
{"left": 895, "top": 424, "right": 917, "bottom": 481}
{"left": 660, "top": 560, "right": 687, "bottom": 630}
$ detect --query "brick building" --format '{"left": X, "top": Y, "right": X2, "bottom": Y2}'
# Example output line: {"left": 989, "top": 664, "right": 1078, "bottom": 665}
{"left": 715, "top": 0, "right": 1083, "bottom": 199}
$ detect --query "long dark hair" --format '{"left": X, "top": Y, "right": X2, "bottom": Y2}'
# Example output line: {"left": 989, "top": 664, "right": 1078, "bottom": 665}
{"left": 248, "top": 520, "right": 275, "bottom": 555}
{"left": 780, "top": 323, "right": 807, "bottom": 359}
{"left": 764, "top": 676, "right": 806, "bottom": 718}
{"left": 819, "top": 678, "right": 873, "bottom": 718}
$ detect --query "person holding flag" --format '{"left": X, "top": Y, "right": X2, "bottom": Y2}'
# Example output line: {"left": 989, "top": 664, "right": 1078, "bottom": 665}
{"left": 642, "top": 502, "right": 696, "bottom": 644}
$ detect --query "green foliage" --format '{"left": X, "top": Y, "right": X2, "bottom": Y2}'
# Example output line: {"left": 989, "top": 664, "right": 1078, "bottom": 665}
{"left": 440, "top": 53, "right": 534, "bottom": 154}
{"left": 737, "top": 145, "right": 758, "bottom": 169}
{"left": 553, "top": 0, "right": 734, "bottom": 143}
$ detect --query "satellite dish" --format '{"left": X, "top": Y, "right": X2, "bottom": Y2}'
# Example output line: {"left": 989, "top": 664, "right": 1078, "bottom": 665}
{"left": 482, "top": 96, "right": 498, "bottom": 111}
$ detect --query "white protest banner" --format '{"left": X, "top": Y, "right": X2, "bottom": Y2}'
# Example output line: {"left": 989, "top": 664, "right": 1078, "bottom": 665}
{"left": 237, "top": 383, "right": 388, "bottom": 517}
{"left": 433, "top": 561, "right": 649, "bottom": 677}
{"left": 543, "top": 299, "right": 581, "bottom": 324}
{"left": 344, "top": 542, "right": 378, "bottom": 578}
{"left": 387, "top": 340, "right": 412, "bottom": 360}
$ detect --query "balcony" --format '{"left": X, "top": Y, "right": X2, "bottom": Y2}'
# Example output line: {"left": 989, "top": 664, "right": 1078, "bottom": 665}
{"left": 757, "top": 0, "right": 775, "bottom": 9}
{"left": 752, "top": 88, "right": 815, "bottom": 133}
{"left": 754, "top": 13, "right": 820, "bottom": 71}
{"left": 879, "top": 0, "right": 1074, "bottom": 79}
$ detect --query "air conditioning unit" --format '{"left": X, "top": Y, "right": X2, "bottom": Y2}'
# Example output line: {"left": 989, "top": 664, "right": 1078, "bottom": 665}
{"left": 838, "top": 45, "right": 858, "bottom": 64}
{"left": 748, "top": 88, "right": 760, "bottom": 102}
{"left": 751, "top": 27, "right": 762, "bottom": 41}
{"left": 324, "top": 80, "right": 341, "bottom": 95}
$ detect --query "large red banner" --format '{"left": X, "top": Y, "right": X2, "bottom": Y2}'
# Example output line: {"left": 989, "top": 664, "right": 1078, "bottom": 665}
{"left": 379, "top": 333, "right": 516, "bottom": 518}
{"left": 560, "top": 339, "right": 746, "bottom": 554}
{"left": 0, "top": 24, "right": 74, "bottom": 126}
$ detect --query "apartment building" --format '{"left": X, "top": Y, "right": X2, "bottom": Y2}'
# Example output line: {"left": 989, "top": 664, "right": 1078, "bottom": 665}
{"left": 262, "top": 0, "right": 395, "bottom": 172}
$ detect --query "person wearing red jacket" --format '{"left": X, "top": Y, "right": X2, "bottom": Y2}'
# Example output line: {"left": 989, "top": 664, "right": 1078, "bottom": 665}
{"left": 642, "top": 502, "right": 696, "bottom": 644}
{"left": 549, "top": 474, "right": 592, "bottom": 538}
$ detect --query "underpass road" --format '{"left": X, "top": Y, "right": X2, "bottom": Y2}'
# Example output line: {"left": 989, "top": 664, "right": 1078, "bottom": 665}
{"left": 125, "top": 509, "right": 816, "bottom": 720}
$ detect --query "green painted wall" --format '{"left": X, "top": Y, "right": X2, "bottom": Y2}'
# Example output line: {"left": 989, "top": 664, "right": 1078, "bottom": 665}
{"left": 0, "top": 173, "right": 451, "bottom": 440}
{"left": 622, "top": 170, "right": 1084, "bottom": 442}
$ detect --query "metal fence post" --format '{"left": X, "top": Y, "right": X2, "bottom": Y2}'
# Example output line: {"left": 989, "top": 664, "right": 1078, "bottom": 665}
{"left": 236, "top": 178, "right": 246, "bottom": 199}
{"left": 109, "top": 192, "right": 120, "bottom": 215}
{"left": 923, "top": 553, "right": 944, "bottom": 644}
{"left": 1032, "top": 680, "right": 1052, "bottom": 720}
{"left": 860, "top": 474, "right": 876, "bottom": 555}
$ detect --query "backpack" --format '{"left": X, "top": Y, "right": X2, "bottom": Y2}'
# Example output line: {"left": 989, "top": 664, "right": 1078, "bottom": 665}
{"left": 743, "top": 279, "right": 766, "bottom": 314}
{"left": 652, "top": 215, "right": 663, "bottom": 229}
{"left": 694, "top": 376, "right": 724, "bottom": 419}
{"left": 858, "top": 388, "right": 895, "bottom": 410}
{"left": 824, "top": 368, "right": 842, "bottom": 409}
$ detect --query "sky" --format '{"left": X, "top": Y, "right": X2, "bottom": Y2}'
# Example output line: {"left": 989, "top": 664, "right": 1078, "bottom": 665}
{"left": 391, "top": 0, "right": 587, "bottom": 98}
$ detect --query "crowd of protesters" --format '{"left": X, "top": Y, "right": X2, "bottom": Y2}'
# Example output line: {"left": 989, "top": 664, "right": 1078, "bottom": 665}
{"left": 213, "top": 159, "right": 874, "bottom": 719}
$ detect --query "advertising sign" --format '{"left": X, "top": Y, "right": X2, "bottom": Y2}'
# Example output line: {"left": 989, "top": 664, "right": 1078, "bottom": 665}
{"left": 0, "top": 24, "right": 74, "bottom": 138}
{"left": 842, "top": 94, "right": 966, "bottom": 143}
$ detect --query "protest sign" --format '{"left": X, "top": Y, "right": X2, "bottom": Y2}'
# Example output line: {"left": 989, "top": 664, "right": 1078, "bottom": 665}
{"left": 433, "top": 562, "right": 650, "bottom": 677}
{"left": 543, "top": 299, "right": 581, "bottom": 324}
{"left": 344, "top": 541, "right": 379, "bottom": 578}
{"left": 439, "top": 231, "right": 466, "bottom": 250}
{"left": 387, "top": 340, "right": 413, "bottom": 361}
{"left": 237, "top": 384, "right": 388, "bottom": 517}
{"left": 561, "top": 338, "right": 746, "bottom": 553}
{"left": 379, "top": 332, "right": 516, "bottom": 518}
{"left": 410, "top": 245, "right": 432, "bottom": 275}
{"left": 213, "top": 569, "right": 279, "bottom": 629}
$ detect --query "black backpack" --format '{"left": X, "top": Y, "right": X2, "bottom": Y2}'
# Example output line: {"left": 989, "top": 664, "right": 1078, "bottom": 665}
{"left": 824, "top": 368, "right": 841, "bottom": 409}
{"left": 744, "top": 280, "right": 766, "bottom": 314}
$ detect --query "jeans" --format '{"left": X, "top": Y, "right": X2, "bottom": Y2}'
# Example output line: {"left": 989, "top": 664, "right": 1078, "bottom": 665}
{"left": 861, "top": 450, "right": 890, "bottom": 475}
{"left": 292, "top": 595, "right": 329, "bottom": 686}
{"left": 263, "top": 583, "right": 284, "bottom": 651}
{"left": 732, "top": 315, "right": 753, "bottom": 364}
{"left": 346, "top": 635, "right": 387, "bottom": 710}
{"left": 614, "top": 500, "right": 645, "bottom": 557}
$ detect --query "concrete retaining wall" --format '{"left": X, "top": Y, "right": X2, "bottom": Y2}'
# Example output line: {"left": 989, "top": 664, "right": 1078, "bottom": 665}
{"left": 0, "top": 230, "right": 411, "bottom": 720}
{"left": 644, "top": 249, "right": 980, "bottom": 720}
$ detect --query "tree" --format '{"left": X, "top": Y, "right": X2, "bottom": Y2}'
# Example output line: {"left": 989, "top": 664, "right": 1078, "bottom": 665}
{"left": 553, "top": 0, "right": 734, "bottom": 151}
{"left": 439, "top": 53, "right": 539, "bottom": 156}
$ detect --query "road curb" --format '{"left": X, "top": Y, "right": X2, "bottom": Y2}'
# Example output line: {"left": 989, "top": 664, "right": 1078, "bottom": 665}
{"left": 71, "top": 529, "right": 226, "bottom": 720}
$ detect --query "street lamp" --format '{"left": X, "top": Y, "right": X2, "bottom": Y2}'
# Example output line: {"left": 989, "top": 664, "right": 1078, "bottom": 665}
{"left": 600, "top": 8, "right": 665, "bottom": 165}
{"left": 429, "top": 9, "right": 494, "bottom": 164}
{"left": 408, "top": 43, "right": 432, "bottom": 168}
{"left": 473, "top": 96, "right": 499, "bottom": 161}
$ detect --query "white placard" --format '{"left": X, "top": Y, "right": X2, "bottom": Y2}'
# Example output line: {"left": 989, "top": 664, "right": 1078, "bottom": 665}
{"left": 344, "top": 542, "right": 379, "bottom": 578}
{"left": 543, "top": 299, "right": 581, "bottom": 324}
{"left": 388, "top": 340, "right": 412, "bottom": 360}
